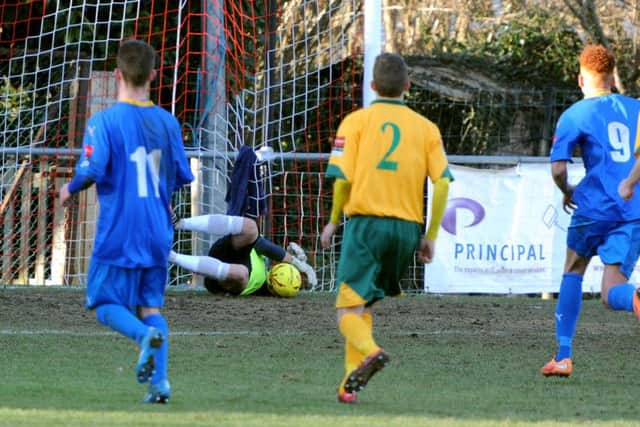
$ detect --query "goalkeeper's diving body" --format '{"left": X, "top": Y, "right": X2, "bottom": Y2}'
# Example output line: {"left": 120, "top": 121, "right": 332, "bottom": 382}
{"left": 170, "top": 214, "right": 317, "bottom": 295}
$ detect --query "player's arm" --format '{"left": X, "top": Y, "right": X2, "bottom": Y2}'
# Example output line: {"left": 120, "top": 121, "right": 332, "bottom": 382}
{"left": 320, "top": 178, "right": 351, "bottom": 249}
{"left": 60, "top": 158, "right": 98, "bottom": 206}
{"left": 67, "top": 175, "right": 95, "bottom": 193}
{"left": 619, "top": 158, "right": 640, "bottom": 201}
{"left": 59, "top": 178, "right": 94, "bottom": 207}
{"left": 425, "top": 176, "right": 450, "bottom": 241}
{"left": 618, "top": 118, "right": 640, "bottom": 201}
{"left": 549, "top": 111, "right": 580, "bottom": 211}
{"left": 252, "top": 236, "right": 317, "bottom": 287}
{"left": 329, "top": 178, "right": 351, "bottom": 225}
{"left": 551, "top": 160, "right": 576, "bottom": 213}
{"left": 417, "top": 175, "right": 450, "bottom": 264}
{"left": 419, "top": 123, "right": 454, "bottom": 262}
{"left": 322, "top": 115, "right": 357, "bottom": 249}
{"left": 170, "top": 119, "right": 195, "bottom": 192}
{"left": 60, "top": 118, "right": 108, "bottom": 206}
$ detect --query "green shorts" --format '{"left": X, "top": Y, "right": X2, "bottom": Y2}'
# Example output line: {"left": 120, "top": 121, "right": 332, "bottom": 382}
{"left": 336, "top": 216, "right": 422, "bottom": 305}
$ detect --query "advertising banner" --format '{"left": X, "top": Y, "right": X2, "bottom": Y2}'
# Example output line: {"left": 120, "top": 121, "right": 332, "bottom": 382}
{"left": 425, "top": 163, "right": 640, "bottom": 294}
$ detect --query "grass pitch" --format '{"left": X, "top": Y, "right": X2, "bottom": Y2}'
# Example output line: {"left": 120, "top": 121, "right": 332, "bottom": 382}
{"left": 1, "top": 287, "right": 639, "bottom": 426}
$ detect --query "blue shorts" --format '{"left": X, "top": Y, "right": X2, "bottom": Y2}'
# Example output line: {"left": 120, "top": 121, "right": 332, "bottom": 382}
{"left": 85, "top": 261, "right": 168, "bottom": 310}
{"left": 567, "top": 214, "right": 640, "bottom": 278}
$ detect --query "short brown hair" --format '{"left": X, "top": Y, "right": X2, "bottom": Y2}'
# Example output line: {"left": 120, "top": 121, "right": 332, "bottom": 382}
{"left": 116, "top": 39, "right": 158, "bottom": 87}
{"left": 373, "top": 53, "right": 408, "bottom": 97}
{"left": 579, "top": 44, "right": 615, "bottom": 75}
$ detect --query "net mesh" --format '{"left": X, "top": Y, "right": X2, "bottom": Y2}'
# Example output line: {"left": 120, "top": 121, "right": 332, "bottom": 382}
{"left": 0, "top": 0, "right": 360, "bottom": 290}
{"left": 1, "top": 2, "right": 578, "bottom": 292}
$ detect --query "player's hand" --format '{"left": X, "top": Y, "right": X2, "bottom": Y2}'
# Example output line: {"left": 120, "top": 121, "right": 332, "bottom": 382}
{"left": 561, "top": 186, "right": 577, "bottom": 214}
{"left": 169, "top": 205, "right": 181, "bottom": 227}
{"left": 320, "top": 222, "right": 337, "bottom": 249}
{"left": 618, "top": 178, "right": 635, "bottom": 201}
{"left": 416, "top": 236, "right": 435, "bottom": 264}
{"left": 59, "top": 183, "right": 73, "bottom": 207}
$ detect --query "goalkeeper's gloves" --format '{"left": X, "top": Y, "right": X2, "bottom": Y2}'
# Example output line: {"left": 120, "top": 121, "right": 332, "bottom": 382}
{"left": 287, "top": 243, "right": 317, "bottom": 288}
{"left": 290, "top": 256, "right": 318, "bottom": 289}
{"left": 287, "top": 242, "right": 307, "bottom": 263}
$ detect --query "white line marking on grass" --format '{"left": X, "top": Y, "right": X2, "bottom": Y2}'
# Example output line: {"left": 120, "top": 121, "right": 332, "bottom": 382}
{"left": 0, "top": 329, "right": 307, "bottom": 337}
{"left": 0, "top": 328, "right": 502, "bottom": 337}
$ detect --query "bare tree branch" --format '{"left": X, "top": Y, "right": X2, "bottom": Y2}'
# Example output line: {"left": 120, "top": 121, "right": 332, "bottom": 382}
{"left": 561, "top": 0, "right": 626, "bottom": 92}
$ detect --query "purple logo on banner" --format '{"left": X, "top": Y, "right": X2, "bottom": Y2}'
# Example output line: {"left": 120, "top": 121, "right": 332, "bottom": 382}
{"left": 442, "top": 197, "right": 485, "bottom": 235}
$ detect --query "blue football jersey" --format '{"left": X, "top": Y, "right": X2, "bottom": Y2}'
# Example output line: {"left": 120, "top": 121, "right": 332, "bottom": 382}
{"left": 550, "top": 93, "right": 640, "bottom": 221}
{"left": 70, "top": 100, "right": 194, "bottom": 267}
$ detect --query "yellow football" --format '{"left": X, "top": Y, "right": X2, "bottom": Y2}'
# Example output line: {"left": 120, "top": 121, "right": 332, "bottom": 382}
{"left": 267, "top": 262, "right": 302, "bottom": 297}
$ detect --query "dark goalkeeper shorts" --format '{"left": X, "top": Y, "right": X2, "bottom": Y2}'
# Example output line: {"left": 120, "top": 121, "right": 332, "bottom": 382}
{"left": 203, "top": 234, "right": 253, "bottom": 294}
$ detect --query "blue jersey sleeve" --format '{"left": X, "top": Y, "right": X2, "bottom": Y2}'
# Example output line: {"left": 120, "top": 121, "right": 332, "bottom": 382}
{"left": 68, "top": 114, "right": 111, "bottom": 193}
{"left": 550, "top": 109, "right": 581, "bottom": 162}
{"left": 84, "top": 102, "right": 194, "bottom": 268}
{"left": 169, "top": 123, "right": 194, "bottom": 192}
{"left": 554, "top": 94, "right": 640, "bottom": 221}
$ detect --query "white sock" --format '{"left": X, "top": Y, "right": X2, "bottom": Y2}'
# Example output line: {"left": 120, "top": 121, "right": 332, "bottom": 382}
{"left": 196, "top": 256, "right": 230, "bottom": 280}
{"left": 179, "top": 214, "right": 244, "bottom": 235}
{"left": 169, "top": 251, "right": 229, "bottom": 280}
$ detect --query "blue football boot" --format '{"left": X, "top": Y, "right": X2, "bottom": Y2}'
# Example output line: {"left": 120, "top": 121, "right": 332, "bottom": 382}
{"left": 143, "top": 379, "right": 171, "bottom": 404}
{"left": 136, "top": 327, "right": 163, "bottom": 384}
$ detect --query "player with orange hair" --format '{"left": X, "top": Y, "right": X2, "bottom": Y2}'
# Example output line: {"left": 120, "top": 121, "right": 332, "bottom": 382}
{"left": 541, "top": 44, "right": 640, "bottom": 377}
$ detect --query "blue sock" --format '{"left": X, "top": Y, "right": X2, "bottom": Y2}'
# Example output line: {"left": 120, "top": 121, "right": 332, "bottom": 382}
{"left": 142, "top": 314, "right": 168, "bottom": 384}
{"left": 606, "top": 283, "right": 635, "bottom": 311}
{"left": 555, "top": 273, "right": 583, "bottom": 360}
{"left": 95, "top": 304, "right": 148, "bottom": 343}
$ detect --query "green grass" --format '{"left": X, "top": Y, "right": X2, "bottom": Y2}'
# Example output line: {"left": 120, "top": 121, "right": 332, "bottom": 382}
{"left": 1, "top": 288, "right": 639, "bottom": 426}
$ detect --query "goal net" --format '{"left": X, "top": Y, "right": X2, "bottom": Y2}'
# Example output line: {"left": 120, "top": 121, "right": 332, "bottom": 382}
{"left": 0, "top": 0, "right": 362, "bottom": 290}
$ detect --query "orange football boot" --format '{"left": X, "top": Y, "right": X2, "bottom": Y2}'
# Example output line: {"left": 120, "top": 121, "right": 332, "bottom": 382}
{"left": 337, "top": 375, "right": 357, "bottom": 404}
{"left": 633, "top": 288, "right": 640, "bottom": 320}
{"left": 344, "top": 349, "right": 390, "bottom": 393}
{"left": 540, "top": 357, "right": 572, "bottom": 377}
{"left": 337, "top": 389, "right": 357, "bottom": 404}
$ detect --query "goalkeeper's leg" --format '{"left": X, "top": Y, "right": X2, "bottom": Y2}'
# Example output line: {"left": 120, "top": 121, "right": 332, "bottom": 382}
{"left": 169, "top": 251, "right": 231, "bottom": 280}
{"left": 174, "top": 214, "right": 252, "bottom": 238}
{"left": 169, "top": 251, "right": 249, "bottom": 293}
{"left": 175, "top": 214, "right": 258, "bottom": 257}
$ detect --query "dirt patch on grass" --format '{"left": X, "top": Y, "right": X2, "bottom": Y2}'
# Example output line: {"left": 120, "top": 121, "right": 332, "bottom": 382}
{"left": 0, "top": 286, "right": 558, "bottom": 340}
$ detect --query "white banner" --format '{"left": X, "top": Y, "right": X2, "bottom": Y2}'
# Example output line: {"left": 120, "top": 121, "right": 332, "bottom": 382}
{"left": 425, "top": 163, "right": 640, "bottom": 294}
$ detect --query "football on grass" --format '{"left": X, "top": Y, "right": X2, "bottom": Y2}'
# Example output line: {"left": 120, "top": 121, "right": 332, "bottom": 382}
{"left": 267, "top": 262, "right": 302, "bottom": 297}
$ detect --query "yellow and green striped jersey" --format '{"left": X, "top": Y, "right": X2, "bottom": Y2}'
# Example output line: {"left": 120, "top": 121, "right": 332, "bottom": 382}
{"left": 326, "top": 99, "right": 450, "bottom": 224}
